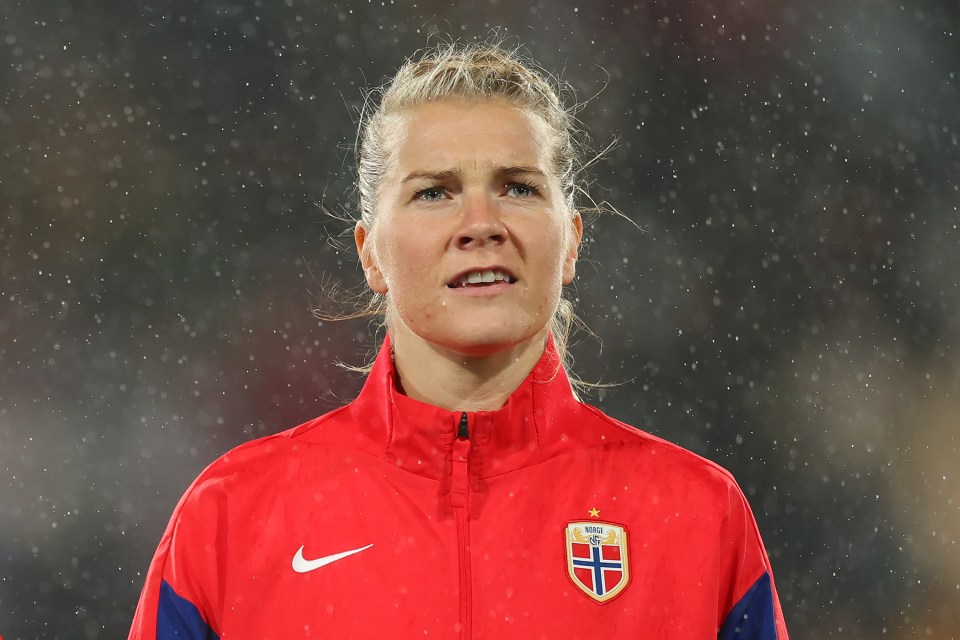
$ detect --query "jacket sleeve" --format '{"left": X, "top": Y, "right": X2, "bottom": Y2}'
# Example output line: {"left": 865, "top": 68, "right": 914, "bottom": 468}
{"left": 129, "top": 472, "right": 224, "bottom": 640}
{"left": 716, "top": 479, "right": 790, "bottom": 640}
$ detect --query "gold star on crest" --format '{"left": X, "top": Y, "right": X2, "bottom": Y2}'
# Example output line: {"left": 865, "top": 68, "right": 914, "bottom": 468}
{"left": 588, "top": 507, "right": 600, "bottom": 518}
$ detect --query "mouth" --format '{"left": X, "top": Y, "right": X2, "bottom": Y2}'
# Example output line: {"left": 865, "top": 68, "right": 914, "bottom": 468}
{"left": 446, "top": 267, "right": 518, "bottom": 289}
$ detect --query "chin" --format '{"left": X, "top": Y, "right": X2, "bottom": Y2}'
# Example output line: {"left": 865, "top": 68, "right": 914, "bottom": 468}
{"left": 395, "top": 302, "right": 552, "bottom": 357}
{"left": 431, "top": 322, "right": 546, "bottom": 358}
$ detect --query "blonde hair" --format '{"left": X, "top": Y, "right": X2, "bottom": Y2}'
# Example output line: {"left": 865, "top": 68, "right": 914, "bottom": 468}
{"left": 344, "top": 40, "right": 597, "bottom": 381}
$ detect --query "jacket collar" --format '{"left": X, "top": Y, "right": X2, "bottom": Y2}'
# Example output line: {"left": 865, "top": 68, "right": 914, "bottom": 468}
{"left": 349, "top": 333, "right": 581, "bottom": 481}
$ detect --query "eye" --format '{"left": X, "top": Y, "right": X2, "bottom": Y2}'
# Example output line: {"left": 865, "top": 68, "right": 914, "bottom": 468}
{"left": 505, "top": 181, "right": 540, "bottom": 198}
{"left": 413, "top": 187, "right": 446, "bottom": 202}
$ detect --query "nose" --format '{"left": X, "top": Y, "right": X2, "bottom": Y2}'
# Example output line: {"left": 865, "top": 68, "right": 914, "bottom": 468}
{"left": 455, "top": 192, "right": 506, "bottom": 249}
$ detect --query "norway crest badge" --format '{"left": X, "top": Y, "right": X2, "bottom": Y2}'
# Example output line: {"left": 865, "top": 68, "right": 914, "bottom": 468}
{"left": 564, "top": 521, "right": 630, "bottom": 603}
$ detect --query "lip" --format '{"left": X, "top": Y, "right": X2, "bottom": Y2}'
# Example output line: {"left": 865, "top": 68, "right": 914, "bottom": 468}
{"left": 445, "top": 265, "right": 518, "bottom": 288}
{"left": 448, "top": 281, "right": 514, "bottom": 297}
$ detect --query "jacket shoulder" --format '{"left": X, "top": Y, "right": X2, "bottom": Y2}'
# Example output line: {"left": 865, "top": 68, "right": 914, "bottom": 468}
{"left": 181, "top": 403, "right": 359, "bottom": 493}
{"left": 574, "top": 401, "right": 744, "bottom": 493}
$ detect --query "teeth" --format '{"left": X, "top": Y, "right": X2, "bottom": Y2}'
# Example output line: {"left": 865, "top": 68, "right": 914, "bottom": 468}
{"left": 456, "top": 270, "right": 512, "bottom": 286}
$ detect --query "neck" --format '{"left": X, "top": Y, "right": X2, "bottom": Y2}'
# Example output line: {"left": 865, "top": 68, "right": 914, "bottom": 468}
{"left": 389, "top": 324, "right": 549, "bottom": 412}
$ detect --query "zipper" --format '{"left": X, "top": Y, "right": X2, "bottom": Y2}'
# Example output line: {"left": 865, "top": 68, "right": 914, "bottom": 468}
{"left": 452, "top": 411, "right": 472, "bottom": 639}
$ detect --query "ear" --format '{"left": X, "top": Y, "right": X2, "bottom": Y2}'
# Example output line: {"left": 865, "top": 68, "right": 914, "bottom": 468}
{"left": 562, "top": 211, "right": 583, "bottom": 285}
{"left": 355, "top": 222, "right": 388, "bottom": 294}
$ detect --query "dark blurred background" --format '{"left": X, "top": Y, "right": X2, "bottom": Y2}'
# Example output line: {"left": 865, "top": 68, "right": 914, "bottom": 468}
{"left": 2, "top": 0, "right": 958, "bottom": 637}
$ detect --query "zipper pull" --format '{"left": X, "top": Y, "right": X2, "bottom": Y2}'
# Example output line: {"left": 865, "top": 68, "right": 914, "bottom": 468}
{"left": 450, "top": 412, "right": 470, "bottom": 508}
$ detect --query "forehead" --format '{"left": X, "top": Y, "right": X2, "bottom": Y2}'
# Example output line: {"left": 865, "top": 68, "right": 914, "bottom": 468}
{"left": 392, "top": 99, "right": 550, "bottom": 174}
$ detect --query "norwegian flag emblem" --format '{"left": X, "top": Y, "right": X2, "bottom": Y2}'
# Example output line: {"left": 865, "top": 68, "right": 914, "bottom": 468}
{"left": 564, "top": 521, "right": 630, "bottom": 603}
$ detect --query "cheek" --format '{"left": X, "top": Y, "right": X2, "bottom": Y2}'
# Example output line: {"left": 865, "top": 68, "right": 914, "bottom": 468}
{"left": 373, "top": 228, "right": 415, "bottom": 288}
{"left": 543, "top": 223, "right": 572, "bottom": 276}
{"left": 383, "top": 251, "right": 428, "bottom": 290}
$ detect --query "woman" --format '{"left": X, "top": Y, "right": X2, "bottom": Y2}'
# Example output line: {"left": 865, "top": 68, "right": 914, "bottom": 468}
{"left": 130, "top": 42, "right": 789, "bottom": 639}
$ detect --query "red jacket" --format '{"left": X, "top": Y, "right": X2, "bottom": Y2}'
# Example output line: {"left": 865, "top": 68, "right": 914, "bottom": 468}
{"left": 130, "top": 337, "right": 789, "bottom": 639}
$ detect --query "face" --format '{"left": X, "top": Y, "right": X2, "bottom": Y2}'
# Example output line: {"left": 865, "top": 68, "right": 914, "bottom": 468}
{"left": 356, "top": 99, "right": 582, "bottom": 357}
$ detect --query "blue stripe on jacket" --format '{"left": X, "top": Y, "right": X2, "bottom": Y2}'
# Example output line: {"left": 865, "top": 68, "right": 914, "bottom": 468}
{"left": 718, "top": 572, "right": 778, "bottom": 640}
{"left": 158, "top": 579, "right": 219, "bottom": 639}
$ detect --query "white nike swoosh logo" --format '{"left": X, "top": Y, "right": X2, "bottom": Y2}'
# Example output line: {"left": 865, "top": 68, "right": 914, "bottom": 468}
{"left": 291, "top": 543, "right": 374, "bottom": 573}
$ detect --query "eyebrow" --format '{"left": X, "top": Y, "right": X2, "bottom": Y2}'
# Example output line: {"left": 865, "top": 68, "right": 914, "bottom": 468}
{"left": 501, "top": 166, "right": 546, "bottom": 179}
{"left": 401, "top": 166, "right": 546, "bottom": 183}
{"left": 401, "top": 169, "right": 458, "bottom": 184}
